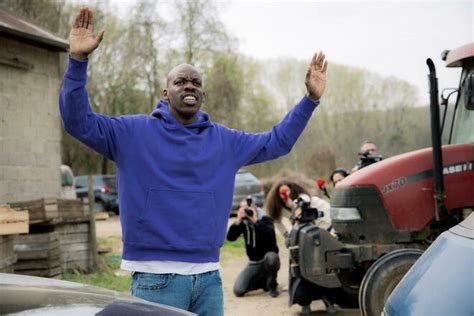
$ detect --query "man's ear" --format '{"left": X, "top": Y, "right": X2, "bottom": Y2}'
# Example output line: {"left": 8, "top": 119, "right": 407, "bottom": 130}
{"left": 162, "top": 89, "right": 168, "bottom": 100}
{"left": 202, "top": 90, "right": 207, "bottom": 102}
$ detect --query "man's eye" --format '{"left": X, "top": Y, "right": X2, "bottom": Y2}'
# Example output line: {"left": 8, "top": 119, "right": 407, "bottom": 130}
{"left": 194, "top": 81, "right": 202, "bottom": 87}
{"left": 175, "top": 80, "right": 184, "bottom": 85}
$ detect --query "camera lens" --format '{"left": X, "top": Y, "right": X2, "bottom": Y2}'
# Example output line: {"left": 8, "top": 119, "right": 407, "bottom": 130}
{"left": 245, "top": 208, "right": 253, "bottom": 216}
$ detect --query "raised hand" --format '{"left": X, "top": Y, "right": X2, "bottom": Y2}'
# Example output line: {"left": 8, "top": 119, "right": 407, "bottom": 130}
{"left": 69, "top": 7, "right": 105, "bottom": 60}
{"left": 305, "top": 52, "right": 328, "bottom": 101}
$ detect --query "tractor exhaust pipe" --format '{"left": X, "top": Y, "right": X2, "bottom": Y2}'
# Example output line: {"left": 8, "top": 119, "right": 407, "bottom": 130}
{"left": 426, "top": 58, "right": 447, "bottom": 221}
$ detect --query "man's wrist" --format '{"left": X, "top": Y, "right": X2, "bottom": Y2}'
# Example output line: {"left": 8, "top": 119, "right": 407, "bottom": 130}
{"left": 306, "top": 92, "right": 319, "bottom": 102}
{"left": 70, "top": 52, "right": 88, "bottom": 61}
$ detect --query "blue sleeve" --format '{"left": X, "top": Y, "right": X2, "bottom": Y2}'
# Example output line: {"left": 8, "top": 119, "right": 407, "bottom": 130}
{"left": 231, "top": 96, "right": 319, "bottom": 167}
{"left": 59, "top": 57, "right": 128, "bottom": 162}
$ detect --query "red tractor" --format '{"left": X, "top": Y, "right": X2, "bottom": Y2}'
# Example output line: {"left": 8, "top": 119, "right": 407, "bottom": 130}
{"left": 289, "top": 43, "right": 473, "bottom": 315}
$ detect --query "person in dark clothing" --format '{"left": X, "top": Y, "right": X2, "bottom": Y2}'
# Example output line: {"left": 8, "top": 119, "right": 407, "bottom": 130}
{"left": 227, "top": 199, "right": 280, "bottom": 298}
{"left": 329, "top": 167, "right": 349, "bottom": 187}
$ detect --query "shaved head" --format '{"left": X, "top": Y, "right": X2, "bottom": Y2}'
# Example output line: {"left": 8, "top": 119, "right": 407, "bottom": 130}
{"left": 166, "top": 64, "right": 201, "bottom": 87}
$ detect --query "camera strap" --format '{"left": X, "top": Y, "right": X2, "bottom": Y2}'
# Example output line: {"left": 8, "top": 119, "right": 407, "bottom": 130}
{"left": 244, "top": 221, "right": 256, "bottom": 248}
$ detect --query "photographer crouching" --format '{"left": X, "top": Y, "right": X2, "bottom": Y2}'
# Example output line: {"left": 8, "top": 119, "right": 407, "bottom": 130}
{"left": 227, "top": 197, "right": 280, "bottom": 298}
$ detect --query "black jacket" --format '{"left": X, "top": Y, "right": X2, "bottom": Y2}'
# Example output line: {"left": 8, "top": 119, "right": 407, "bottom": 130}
{"left": 227, "top": 215, "right": 279, "bottom": 261}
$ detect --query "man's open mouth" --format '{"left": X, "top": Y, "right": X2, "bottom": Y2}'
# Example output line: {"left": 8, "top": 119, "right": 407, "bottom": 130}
{"left": 183, "top": 94, "right": 198, "bottom": 105}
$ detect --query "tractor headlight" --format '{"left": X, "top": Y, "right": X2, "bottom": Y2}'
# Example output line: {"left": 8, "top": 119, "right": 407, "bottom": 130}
{"left": 330, "top": 207, "right": 362, "bottom": 221}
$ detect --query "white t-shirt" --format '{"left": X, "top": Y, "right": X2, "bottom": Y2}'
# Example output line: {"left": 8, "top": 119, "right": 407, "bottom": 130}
{"left": 121, "top": 259, "right": 221, "bottom": 275}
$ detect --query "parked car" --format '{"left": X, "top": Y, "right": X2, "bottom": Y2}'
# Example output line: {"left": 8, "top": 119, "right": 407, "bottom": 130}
{"left": 0, "top": 272, "right": 195, "bottom": 315}
{"left": 231, "top": 169, "right": 265, "bottom": 216}
{"left": 382, "top": 213, "right": 473, "bottom": 316}
{"left": 60, "top": 165, "right": 77, "bottom": 199}
{"left": 75, "top": 175, "right": 119, "bottom": 214}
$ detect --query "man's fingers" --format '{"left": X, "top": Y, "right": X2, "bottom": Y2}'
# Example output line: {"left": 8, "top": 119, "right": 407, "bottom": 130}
{"left": 95, "top": 30, "right": 105, "bottom": 44}
{"left": 87, "top": 8, "right": 94, "bottom": 30}
{"left": 322, "top": 60, "right": 328, "bottom": 73}
{"left": 78, "top": 7, "right": 86, "bottom": 28}
{"left": 315, "top": 52, "right": 325, "bottom": 68}
{"left": 311, "top": 52, "right": 318, "bottom": 67}
{"left": 84, "top": 8, "right": 89, "bottom": 29}
{"left": 72, "top": 11, "right": 82, "bottom": 28}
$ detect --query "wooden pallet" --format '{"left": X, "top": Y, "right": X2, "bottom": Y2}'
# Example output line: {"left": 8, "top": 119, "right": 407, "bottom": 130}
{"left": 0, "top": 235, "right": 17, "bottom": 272}
{"left": 55, "top": 222, "right": 92, "bottom": 272}
{"left": 14, "top": 232, "right": 61, "bottom": 278}
{"left": 57, "top": 199, "right": 89, "bottom": 220}
{"left": 8, "top": 198, "right": 58, "bottom": 223}
{"left": 8, "top": 198, "right": 90, "bottom": 224}
{"left": 0, "top": 205, "right": 29, "bottom": 235}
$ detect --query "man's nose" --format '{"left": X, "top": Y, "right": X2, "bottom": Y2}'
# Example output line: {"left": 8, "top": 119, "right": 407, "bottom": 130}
{"left": 184, "top": 81, "right": 195, "bottom": 90}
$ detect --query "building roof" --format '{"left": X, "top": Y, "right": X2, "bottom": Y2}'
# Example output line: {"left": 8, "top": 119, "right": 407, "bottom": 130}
{"left": 0, "top": 8, "right": 68, "bottom": 52}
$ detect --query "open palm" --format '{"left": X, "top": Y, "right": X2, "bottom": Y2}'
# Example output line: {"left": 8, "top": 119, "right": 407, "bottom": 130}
{"left": 69, "top": 7, "right": 104, "bottom": 60}
{"left": 305, "top": 52, "right": 328, "bottom": 100}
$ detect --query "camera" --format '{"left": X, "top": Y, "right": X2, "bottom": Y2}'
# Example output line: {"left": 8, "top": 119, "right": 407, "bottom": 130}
{"left": 244, "top": 196, "right": 254, "bottom": 217}
{"left": 358, "top": 151, "right": 383, "bottom": 169}
{"left": 293, "top": 196, "right": 324, "bottom": 223}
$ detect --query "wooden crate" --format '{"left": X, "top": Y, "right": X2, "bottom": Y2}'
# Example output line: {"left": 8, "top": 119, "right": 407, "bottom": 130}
{"left": 0, "top": 204, "right": 29, "bottom": 235}
{"left": 0, "top": 235, "right": 17, "bottom": 273}
{"left": 14, "top": 231, "right": 61, "bottom": 278}
{"left": 8, "top": 198, "right": 58, "bottom": 223}
{"left": 57, "top": 199, "right": 89, "bottom": 220}
{"left": 56, "top": 222, "right": 92, "bottom": 272}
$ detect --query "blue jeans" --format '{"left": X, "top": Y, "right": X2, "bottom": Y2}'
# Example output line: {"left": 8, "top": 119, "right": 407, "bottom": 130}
{"left": 131, "top": 270, "right": 223, "bottom": 316}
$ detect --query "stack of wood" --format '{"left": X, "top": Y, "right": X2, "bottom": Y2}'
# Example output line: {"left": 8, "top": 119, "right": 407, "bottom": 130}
{"left": 58, "top": 199, "right": 89, "bottom": 220}
{"left": 4, "top": 197, "right": 96, "bottom": 276}
{"left": 9, "top": 198, "right": 89, "bottom": 223}
{"left": 0, "top": 236, "right": 17, "bottom": 273}
{"left": 0, "top": 204, "right": 29, "bottom": 273}
{"left": 56, "top": 222, "right": 91, "bottom": 272}
{"left": 8, "top": 198, "right": 58, "bottom": 223}
{"left": 14, "top": 231, "right": 61, "bottom": 278}
{"left": 0, "top": 204, "right": 29, "bottom": 235}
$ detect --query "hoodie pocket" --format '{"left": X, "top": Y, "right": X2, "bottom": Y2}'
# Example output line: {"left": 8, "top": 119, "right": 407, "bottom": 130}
{"left": 138, "top": 188, "right": 218, "bottom": 250}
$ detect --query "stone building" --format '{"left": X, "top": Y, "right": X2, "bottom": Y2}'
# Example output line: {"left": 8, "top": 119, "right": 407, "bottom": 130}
{"left": 0, "top": 8, "right": 68, "bottom": 203}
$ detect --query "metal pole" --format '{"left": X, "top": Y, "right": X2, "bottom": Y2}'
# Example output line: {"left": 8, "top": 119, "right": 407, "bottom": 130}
{"left": 426, "top": 58, "right": 447, "bottom": 221}
{"left": 87, "top": 175, "right": 98, "bottom": 271}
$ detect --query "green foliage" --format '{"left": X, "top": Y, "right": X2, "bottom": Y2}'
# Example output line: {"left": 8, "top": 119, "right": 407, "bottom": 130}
{"left": 5, "top": 0, "right": 432, "bottom": 180}
{"left": 203, "top": 53, "right": 244, "bottom": 128}
{"left": 62, "top": 270, "right": 131, "bottom": 293}
{"left": 220, "top": 236, "right": 245, "bottom": 265}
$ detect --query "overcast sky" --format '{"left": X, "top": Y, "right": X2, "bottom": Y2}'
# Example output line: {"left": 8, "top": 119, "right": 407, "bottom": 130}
{"left": 218, "top": 0, "right": 473, "bottom": 104}
{"left": 104, "top": 0, "right": 473, "bottom": 104}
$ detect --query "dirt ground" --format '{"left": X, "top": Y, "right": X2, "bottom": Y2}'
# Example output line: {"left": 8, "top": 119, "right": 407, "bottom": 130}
{"left": 96, "top": 216, "right": 359, "bottom": 316}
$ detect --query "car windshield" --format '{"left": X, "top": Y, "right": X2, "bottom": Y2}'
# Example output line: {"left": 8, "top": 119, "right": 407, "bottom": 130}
{"left": 75, "top": 176, "right": 116, "bottom": 190}
{"left": 101, "top": 176, "right": 116, "bottom": 190}
{"left": 75, "top": 176, "right": 87, "bottom": 188}
{"left": 235, "top": 171, "right": 257, "bottom": 184}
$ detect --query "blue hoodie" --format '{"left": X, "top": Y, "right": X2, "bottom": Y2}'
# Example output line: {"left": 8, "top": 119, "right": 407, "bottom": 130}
{"left": 59, "top": 58, "right": 319, "bottom": 263}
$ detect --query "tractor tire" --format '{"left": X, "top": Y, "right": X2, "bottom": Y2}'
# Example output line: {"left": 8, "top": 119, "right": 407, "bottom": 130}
{"left": 358, "top": 248, "right": 423, "bottom": 316}
{"left": 336, "top": 269, "right": 363, "bottom": 308}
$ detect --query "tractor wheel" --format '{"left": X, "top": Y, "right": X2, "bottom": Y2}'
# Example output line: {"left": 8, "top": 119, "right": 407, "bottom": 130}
{"left": 358, "top": 249, "right": 423, "bottom": 316}
{"left": 336, "top": 269, "right": 363, "bottom": 308}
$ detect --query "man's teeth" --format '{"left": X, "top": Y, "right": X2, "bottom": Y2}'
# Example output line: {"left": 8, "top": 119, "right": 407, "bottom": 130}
{"left": 184, "top": 96, "right": 196, "bottom": 101}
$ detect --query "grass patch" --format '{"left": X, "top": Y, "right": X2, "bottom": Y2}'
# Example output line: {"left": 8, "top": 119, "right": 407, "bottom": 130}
{"left": 220, "top": 237, "right": 246, "bottom": 266}
{"left": 97, "top": 236, "right": 122, "bottom": 253}
{"left": 62, "top": 270, "right": 131, "bottom": 293}
{"left": 63, "top": 233, "right": 248, "bottom": 290}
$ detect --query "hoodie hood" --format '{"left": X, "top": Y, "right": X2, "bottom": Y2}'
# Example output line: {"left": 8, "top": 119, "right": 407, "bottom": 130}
{"left": 151, "top": 99, "right": 213, "bottom": 131}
